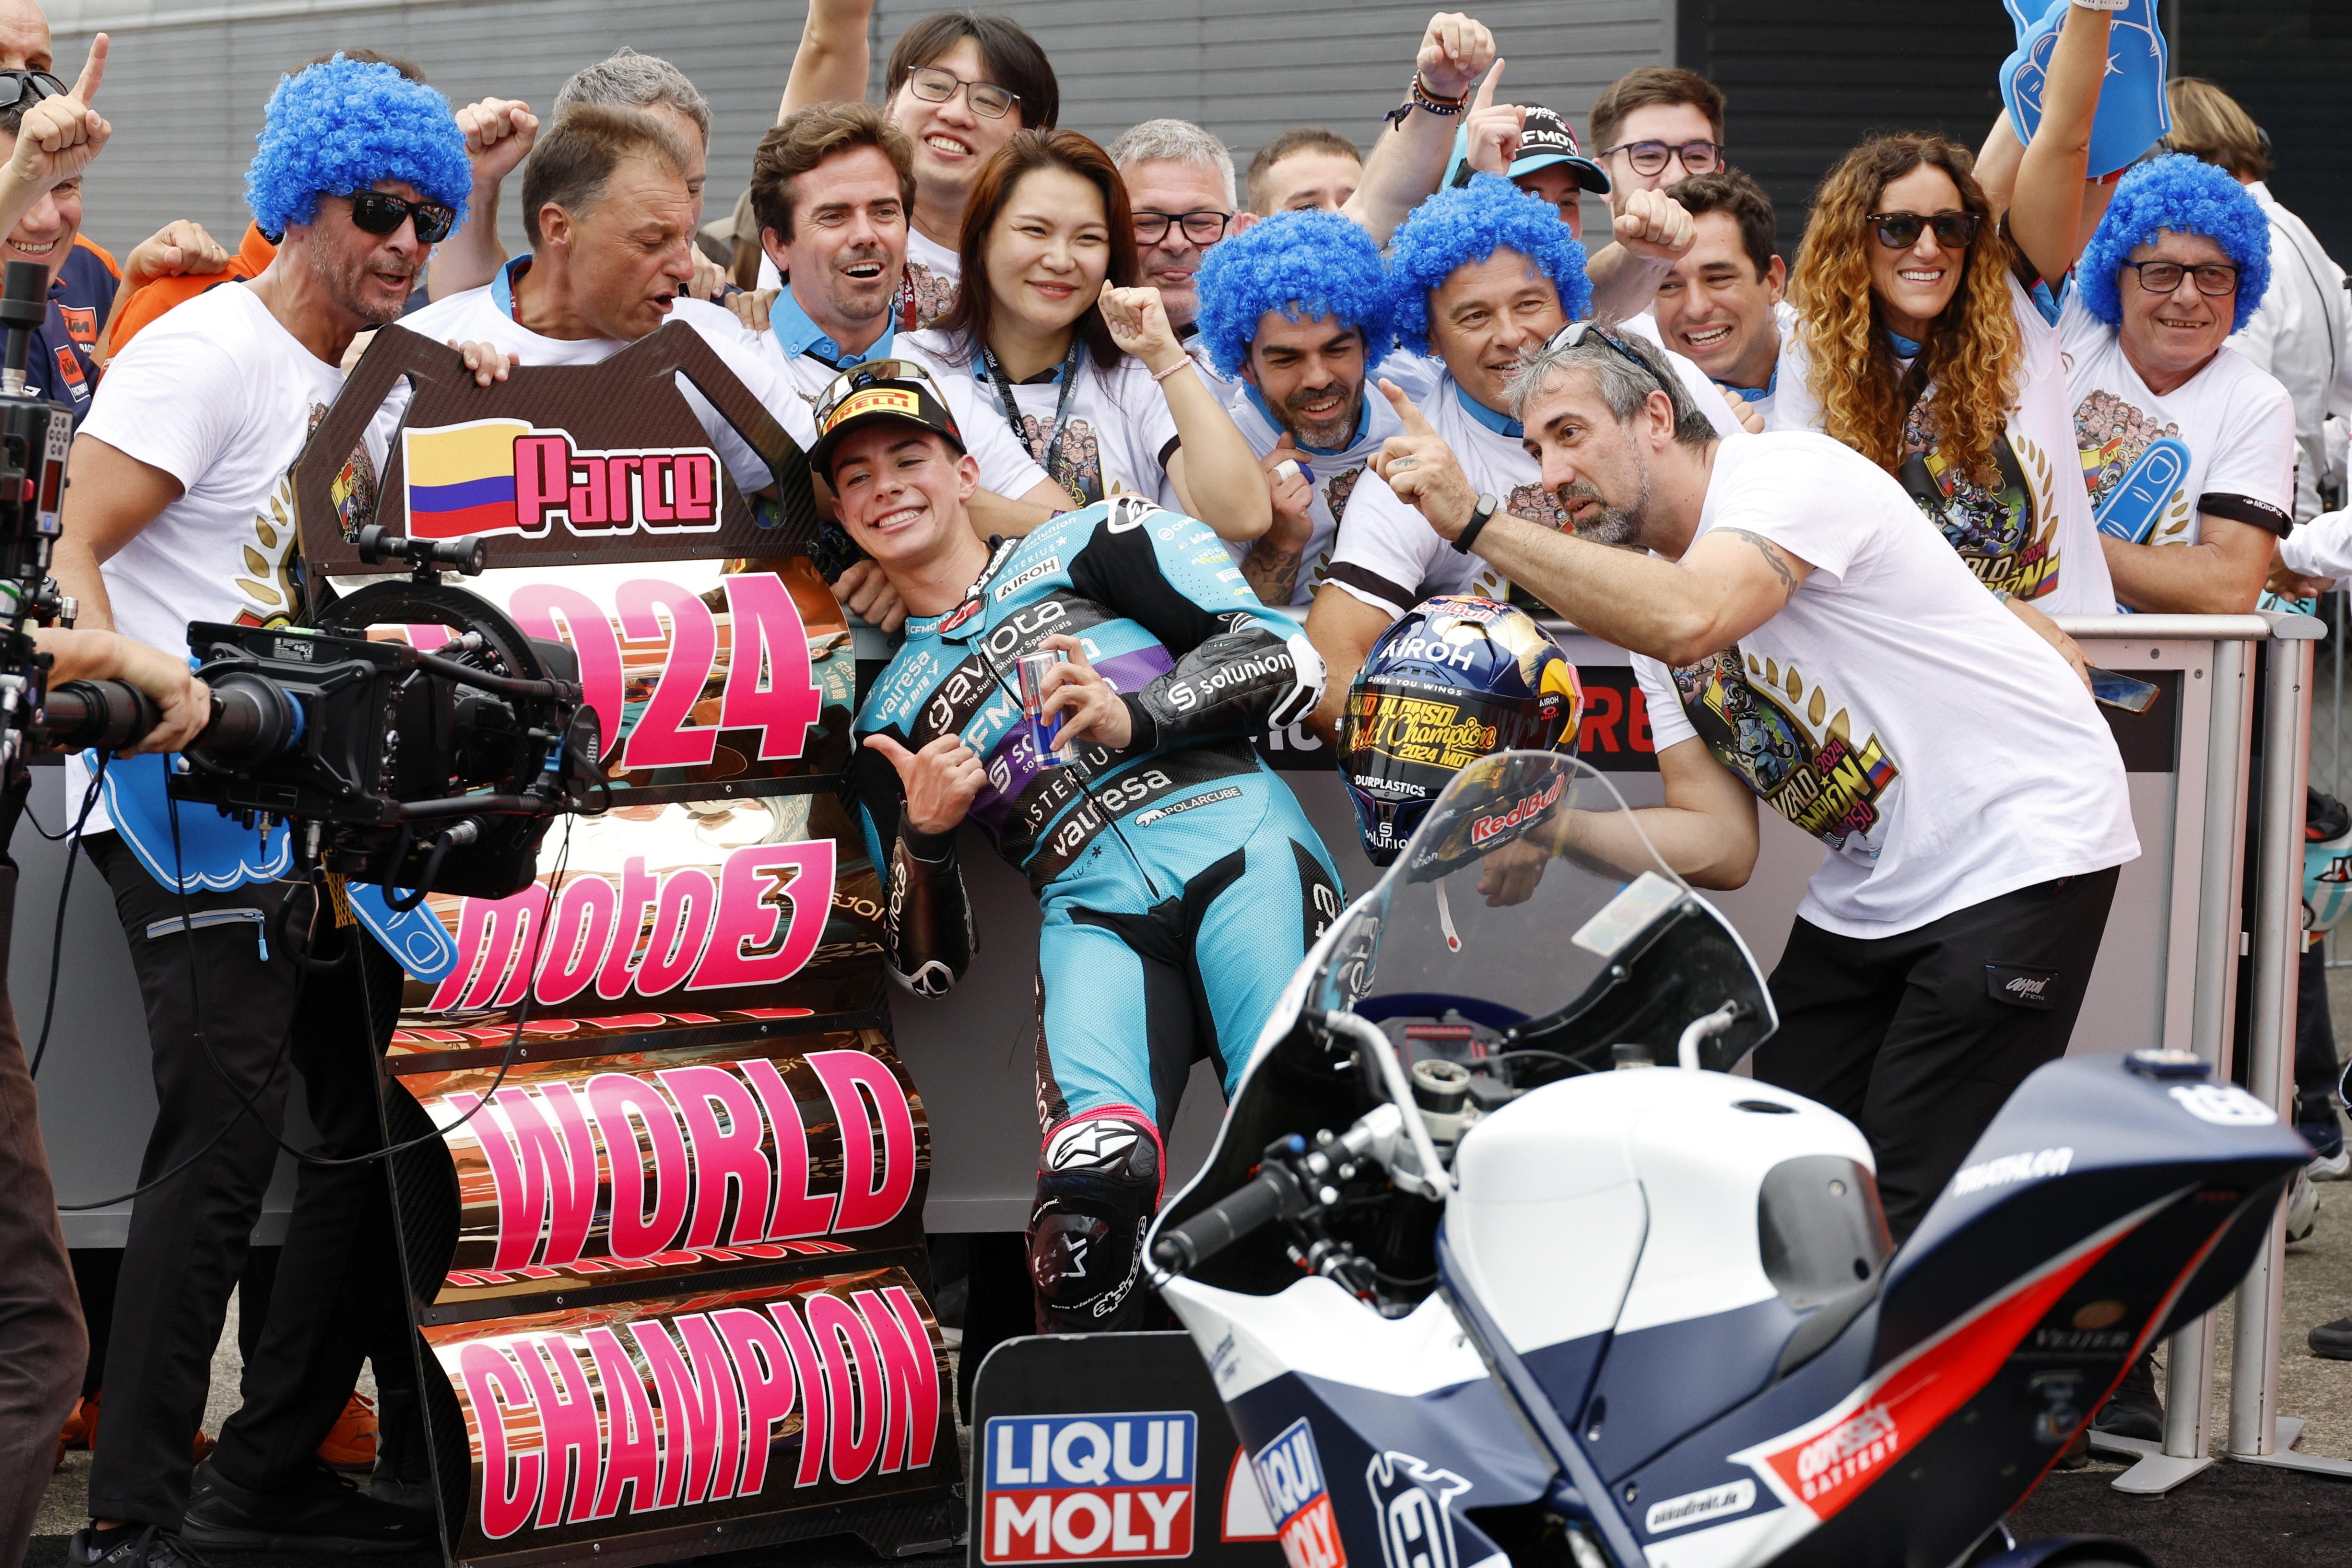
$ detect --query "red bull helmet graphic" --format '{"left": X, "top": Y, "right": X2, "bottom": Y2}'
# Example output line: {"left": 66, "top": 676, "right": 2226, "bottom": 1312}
{"left": 1339, "top": 596, "right": 1582, "bottom": 866}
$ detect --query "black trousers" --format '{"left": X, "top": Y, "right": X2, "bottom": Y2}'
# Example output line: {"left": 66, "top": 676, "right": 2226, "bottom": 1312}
{"left": 83, "top": 833, "right": 406, "bottom": 1528}
{"left": 0, "top": 861, "right": 89, "bottom": 1563}
{"left": 1754, "top": 866, "right": 2121, "bottom": 1243}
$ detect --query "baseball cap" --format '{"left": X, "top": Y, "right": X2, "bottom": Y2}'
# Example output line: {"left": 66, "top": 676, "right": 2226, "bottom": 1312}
{"left": 1447, "top": 106, "right": 1613, "bottom": 194}
{"left": 810, "top": 359, "right": 967, "bottom": 478}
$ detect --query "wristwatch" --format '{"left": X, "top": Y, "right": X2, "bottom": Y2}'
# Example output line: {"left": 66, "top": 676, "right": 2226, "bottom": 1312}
{"left": 1453, "top": 493, "right": 1501, "bottom": 555}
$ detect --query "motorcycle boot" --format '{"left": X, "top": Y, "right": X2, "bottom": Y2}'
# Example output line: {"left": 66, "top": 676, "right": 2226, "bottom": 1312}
{"left": 2091, "top": 1352, "right": 2164, "bottom": 1442}
{"left": 1027, "top": 1111, "right": 1163, "bottom": 1334}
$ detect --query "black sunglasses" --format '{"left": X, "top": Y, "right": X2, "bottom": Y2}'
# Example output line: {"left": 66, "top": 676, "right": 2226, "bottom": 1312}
{"left": 0, "top": 71, "right": 64, "bottom": 112}
{"left": 1868, "top": 210, "right": 1981, "bottom": 251}
{"left": 345, "top": 189, "right": 457, "bottom": 246}
{"left": 1548, "top": 319, "right": 1675, "bottom": 400}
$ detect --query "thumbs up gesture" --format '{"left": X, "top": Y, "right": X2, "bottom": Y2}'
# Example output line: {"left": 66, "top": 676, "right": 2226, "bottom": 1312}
{"left": 862, "top": 732, "right": 986, "bottom": 836}
{"left": 1368, "top": 378, "right": 1483, "bottom": 543}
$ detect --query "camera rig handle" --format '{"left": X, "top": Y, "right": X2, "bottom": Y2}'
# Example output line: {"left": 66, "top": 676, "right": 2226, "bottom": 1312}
{"left": 355, "top": 523, "right": 487, "bottom": 581}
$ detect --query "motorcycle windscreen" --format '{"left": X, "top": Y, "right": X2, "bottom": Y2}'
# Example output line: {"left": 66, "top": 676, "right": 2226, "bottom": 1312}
{"left": 1308, "top": 751, "right": 1776, "bottom": 1073}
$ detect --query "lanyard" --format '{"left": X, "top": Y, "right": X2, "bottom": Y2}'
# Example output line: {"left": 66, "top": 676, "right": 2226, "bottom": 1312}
{"left": 981, "top": 338, "right": 1088, "bottom": 502}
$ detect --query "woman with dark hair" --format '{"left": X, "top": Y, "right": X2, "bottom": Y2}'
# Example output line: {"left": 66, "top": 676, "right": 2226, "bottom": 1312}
{"left": 770, "top": 2, "right": 1060, "bottom": 327}
{"left": 897, "top": 129, "right": 1271, "bottom": 540}
{"left": 1770, "top": 3, "right": 2119, "bottom": 620}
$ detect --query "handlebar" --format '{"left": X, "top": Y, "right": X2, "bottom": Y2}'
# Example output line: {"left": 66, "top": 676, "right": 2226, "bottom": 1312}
{"left": 1151, "top": 1161, "right": 1306, "bottom": 1275}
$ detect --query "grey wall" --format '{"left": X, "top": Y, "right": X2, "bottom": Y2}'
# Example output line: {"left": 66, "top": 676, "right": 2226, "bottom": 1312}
{"left": 47, "top": 0, "right": 1670, "bottom": 270}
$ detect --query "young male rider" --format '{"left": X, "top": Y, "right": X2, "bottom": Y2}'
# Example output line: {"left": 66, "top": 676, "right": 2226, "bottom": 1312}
{"left": 822, "top": 361, "right": 1339, "bottom": 1331}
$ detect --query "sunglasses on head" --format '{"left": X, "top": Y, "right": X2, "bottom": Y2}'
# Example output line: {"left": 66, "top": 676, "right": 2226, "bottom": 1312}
{"left": 345, "top": 189, "right": 457, "bottom": 246}
{"left": 0, "top": 71, "right": 63, "bottom": 113}
{"left": 1548, "top": 319, "right": 1674, "bottom": 400}
{"left": 1868, "top": 210, "right": 1981, "bottom": 251}
{"left": 814, "top": 358, "right": 950, "bottom": 425}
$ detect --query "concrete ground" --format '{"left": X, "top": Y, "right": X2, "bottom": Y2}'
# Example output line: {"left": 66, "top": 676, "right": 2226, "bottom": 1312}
{"left": 32, "top": 975, "right": 2352, "bottom": 1560}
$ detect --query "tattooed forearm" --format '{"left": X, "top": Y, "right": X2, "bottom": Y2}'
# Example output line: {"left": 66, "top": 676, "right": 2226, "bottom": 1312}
{"left": 1725, "top": 528, "right": 1796, "bottom": 595}
{"left": 1243, "top": 541, "right": 1305, "bottom": 606}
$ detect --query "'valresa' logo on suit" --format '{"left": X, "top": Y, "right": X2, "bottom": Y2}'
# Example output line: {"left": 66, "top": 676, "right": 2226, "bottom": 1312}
{"left": 403, "top": 418, "right": 723, "bottom": 540}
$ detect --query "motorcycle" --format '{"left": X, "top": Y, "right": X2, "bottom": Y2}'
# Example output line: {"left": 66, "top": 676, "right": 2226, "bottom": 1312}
{"left": 1145, "top": 751, "right": 2306, "bottom": 1568}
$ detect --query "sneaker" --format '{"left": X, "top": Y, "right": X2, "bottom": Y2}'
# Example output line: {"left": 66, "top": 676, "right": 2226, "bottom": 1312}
{"left": 2311, "top": 1316, "right": 2352, "bottom": 1361}
{"left": 2289, "top": 1171, "right": 2321, "bottom": 1243}
{"left": 181, "top": 1459, "right": 433, "bottom": 1554}
{"left": 66, "top": 1525, "right": 215, "bottom": 1568}
{"left": 2310, "top": 1148, "right": 2351, "bottom": 1182}
{"left": 2091, "top": 1352, "right": 2164, "bottom": 1441}
{"left": 316, "top": 1393, "right": 378, "bottom": 1470}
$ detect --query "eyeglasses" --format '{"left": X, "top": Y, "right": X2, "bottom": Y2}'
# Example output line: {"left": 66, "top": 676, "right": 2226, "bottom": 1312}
{"left": 1133, "top": 209, "right": 1232, "bottom": 247}
{"left": 1548, "top": 319, "right": 1674, "bottom": 400}
{"left": 1868, "top": 211, "right": 1982, "bottom": 251}
{"left": 1600, "top": 139, "right": 1722, "bottom": 177}
{"left": 904, "top": 64, "right": 1020, "bottom": 120}
{"left": 2122, "top": 259, "right": 2241, "bottom": 297}
{"left": 345, "top": 190, "right": 457, "bottom": 246}
{"left": 814, "top": 358, "right": 951, "bottom": 426}
{"left": 0, "top": 71, "right": 64, "bottom": 112}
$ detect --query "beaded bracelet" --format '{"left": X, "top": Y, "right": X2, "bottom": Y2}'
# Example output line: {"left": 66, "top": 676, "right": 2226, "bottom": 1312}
{"left": 1384, "top": 72, "right": 1470, "bottom": 130}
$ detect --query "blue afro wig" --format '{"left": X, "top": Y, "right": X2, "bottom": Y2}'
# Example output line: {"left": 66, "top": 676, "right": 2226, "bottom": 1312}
{"left": 245, "top": 56, "right": 472, "bottom": 238}
{"left": 1385, "top": 173, "right": 1590, "bottom": 357}
{"left": 2077, "top": 153, "right": 2270, "bottom": 335}
{"left": 1194, "top": 210, "right": 1393, "bottom": 378}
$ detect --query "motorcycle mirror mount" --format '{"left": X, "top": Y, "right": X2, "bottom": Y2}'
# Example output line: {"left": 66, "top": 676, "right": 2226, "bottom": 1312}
{"left": 1677, "top": 999, "right": 1748, "bottom": 1069}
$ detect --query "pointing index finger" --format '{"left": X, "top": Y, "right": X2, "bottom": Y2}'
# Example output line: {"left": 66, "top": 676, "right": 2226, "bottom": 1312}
{"left": 1379, "top": 378, "right": 1433, "bottom": 435}
{"left": 1472, "top": 58, "right": 1504, "bottom": 114}
{"left": 71, "top": 33, "right": 106, "bottom": 106}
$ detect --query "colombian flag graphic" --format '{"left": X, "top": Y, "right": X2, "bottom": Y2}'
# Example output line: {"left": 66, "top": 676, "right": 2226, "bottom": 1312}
{"left": 403, "top": 418, "right": 527, "bottom": 539}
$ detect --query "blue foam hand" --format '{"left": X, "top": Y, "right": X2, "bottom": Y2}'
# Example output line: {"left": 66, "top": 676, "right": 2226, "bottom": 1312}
{"left": 2001, "top": 0, "right": 2171, "bottom": 179}
{"left": 2091, "top": 435, "right": 2190, "bottom": 543}
{"left": 100, "top": 750, "right": 291, "bottom": 892}
{"left": 346, "top": 880, "right": 461, "bottom": 983}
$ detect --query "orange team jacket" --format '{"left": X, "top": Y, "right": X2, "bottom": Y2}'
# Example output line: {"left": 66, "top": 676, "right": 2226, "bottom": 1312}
{"left": 101, "top": 222, "right": 276, "bottom": 362}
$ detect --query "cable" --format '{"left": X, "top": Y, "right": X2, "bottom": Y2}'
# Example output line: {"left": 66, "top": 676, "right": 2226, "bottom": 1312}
{"left": 27, "top": 749, "right": 110, "bottom": 1078}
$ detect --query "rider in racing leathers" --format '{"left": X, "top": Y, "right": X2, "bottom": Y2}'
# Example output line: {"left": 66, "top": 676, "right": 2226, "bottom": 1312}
{"left": 818, "top": 361, "right": 1342, "bottom": 1332}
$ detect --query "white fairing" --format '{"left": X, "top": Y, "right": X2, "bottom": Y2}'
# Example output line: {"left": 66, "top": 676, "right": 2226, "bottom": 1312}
{"left": 1159, "top": 1274, "right": 1486, "bottom": 1402}
{"left": 1448, "top": 1070, "right": 1875, "bottom": 1355}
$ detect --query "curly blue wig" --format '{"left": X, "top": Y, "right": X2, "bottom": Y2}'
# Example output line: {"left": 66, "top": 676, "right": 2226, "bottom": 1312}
{"left": 245, "top": 56, "right": 472, "bottom": 238}
{"left": 1194, "top": 210, "right": 1393, "bottom": 378}
{"left": 1385, "top": 173, "right": 1590, "bottom": 357}
{"left": 2077, "top": 153, "right": 2270, "bottom": 335}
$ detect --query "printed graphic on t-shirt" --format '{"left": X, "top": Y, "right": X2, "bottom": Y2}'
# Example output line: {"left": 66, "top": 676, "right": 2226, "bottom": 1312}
{"left": 1899, "top": 403, "right": 2063, "bottom": 601}
{"left": 900, "top": 260, "right": 956, "bottom": 332}
{"left": 1301, "top": 466, "right": 1370, "bottom": 591}
{"left": 239, "top": 401, "right": 375, "bottom": 627}
{"left": 2073, "top": 388, "right": 2194, "bottom": 547}
{"left": 1022, "top": 415, "right": 1104, "bottom": 506}
{"left": 1671, "top": 645, "right": 1899, "bottom": 851}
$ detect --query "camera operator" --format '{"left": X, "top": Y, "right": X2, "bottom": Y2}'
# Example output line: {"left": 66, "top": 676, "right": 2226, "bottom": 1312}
{"left": 1368, "top": 323, "right": 2137, "bottom": 1243}
{"left": 0, "top": 632, "right": 199, "bottom": 1568}
{"left": 44, "top": 57, "right": 472, "bottom": 1566}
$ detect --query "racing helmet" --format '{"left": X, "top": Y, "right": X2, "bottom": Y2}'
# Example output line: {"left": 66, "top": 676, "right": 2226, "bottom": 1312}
{"left": 1339, "top": 596, "right": 1583, "bottom": 866}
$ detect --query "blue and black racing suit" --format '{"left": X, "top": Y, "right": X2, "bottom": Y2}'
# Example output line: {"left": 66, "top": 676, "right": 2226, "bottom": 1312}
{"left": 850, "top": 495, "right": 1342, "bottom": 1330}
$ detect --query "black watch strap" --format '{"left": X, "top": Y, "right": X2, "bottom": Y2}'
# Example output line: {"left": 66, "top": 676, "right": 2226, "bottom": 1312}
{"left": 1452, "top": 492, "right": 1501, "bottom": 555}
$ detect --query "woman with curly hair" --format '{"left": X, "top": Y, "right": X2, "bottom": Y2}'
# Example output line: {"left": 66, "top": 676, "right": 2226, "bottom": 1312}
{"left": 1773, "top": 2, "right": 2119, "bottom": 620}
{"left": 2061, "top": 154, "right": 2289, "bottom": 613}
{"left": 896, "top": 128, "right": 1268, "bottom": 538}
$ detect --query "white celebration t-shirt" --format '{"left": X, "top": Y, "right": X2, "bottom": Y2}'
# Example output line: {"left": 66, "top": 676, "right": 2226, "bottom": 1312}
{"left": 1769, "top": 275, "right": 2115, "bottom": 615}
{"left": 898, "top": 328, "right": 1182, "bottom": 510}
{"left": 2058, "top": 290, "right": 2296, "bottom": 552}
{"left": 1225, "top": 383, "right": 1404, "bottom": 605}
{"left": 1631, "top": 432, "right": 2138, "bottom": 938}
{"left": 69, "top": 281, "right": 367, "bottom": 828}
{"left": 1323, "top": 316, "right": 1740, "bottom": 619}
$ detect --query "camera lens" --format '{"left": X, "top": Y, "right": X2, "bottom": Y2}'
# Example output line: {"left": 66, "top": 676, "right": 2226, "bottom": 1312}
{"left": 190, "top": 670, "right": 304, "bottom": 770}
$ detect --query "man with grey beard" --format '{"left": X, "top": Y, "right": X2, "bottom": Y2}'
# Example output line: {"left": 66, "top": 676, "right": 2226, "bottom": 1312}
{"left": 1372, "top": 321, "right": 2137, "bottom": 1245}
{"left": 48, "top": 56, "right": 477, "bottom": 1567}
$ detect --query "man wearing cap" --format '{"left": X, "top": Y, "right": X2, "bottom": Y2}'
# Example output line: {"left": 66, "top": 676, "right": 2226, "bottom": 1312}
{"left": 48, "top": 56, "right": 475, "bottom": 1567}
{"left": 1196, "top": 209, "right": 1397, "bottom": 606}
{"left": 818, "top": 358, "right": 1340, "bottom": 1335}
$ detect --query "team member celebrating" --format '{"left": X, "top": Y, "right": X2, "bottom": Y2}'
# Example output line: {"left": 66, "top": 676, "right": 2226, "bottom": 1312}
{"left": 1196, "top": 209, "right": 1395, "bottom": 605}
{"left": 1107, "top": 118, "right": 1241, "bottom": 340}
{"left": 1376, "top": 322, "right": 2136, "bottom": 1240}
{"left": 1244, "top": 127, "right": 1363, "bottom": 219}
{"left": 768, "top": 4, "right": 1059, "bottom": 328}
{"left": 1651, "top": 168, "right": 1793, "bottom": 423}
{"left": 48, "top": 56, "right": 472, "bottom": 1565}
{"left": 1305, "top": 174, "right": 1738, "bottom": 733}
{"left": 746, "top": 101, "right": 1070, "bottom": 531}
{"left": 819, "top": 361, "right": 1336, "bottom": 1333}
{"left": 1588, "top": 66, "right": 1726, "bottom": 206}
{"left": 2063, "top": 155, "right": 2290, "bottom": 612}
{"left": 1776, "top": 2, "right": 2115, "bottom": 614}
{"left": 898, "top": 130, "right": 1269, "bottom": 540}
